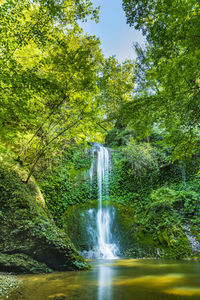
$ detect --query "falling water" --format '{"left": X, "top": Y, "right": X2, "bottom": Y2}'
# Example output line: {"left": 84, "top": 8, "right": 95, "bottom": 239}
{"left": 88, "top": 143, "right": 119, "bottom": 259}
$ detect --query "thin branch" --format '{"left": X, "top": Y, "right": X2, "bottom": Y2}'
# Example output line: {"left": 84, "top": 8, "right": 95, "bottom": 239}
{"left": 19, "top": 94, "right": 68, "bottom": 158}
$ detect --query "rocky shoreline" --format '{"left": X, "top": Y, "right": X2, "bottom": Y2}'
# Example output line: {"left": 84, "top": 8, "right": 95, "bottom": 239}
{"left": 0, "top": 274, "right": 22, "bottom": 300}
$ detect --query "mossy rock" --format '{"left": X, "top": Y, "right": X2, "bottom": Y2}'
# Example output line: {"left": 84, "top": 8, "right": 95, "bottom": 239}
{"left": 0, "top": 253, "right": 52, "bottom": 274}
{"left": 0, "top": 164, "right": 88, "bottom": 273}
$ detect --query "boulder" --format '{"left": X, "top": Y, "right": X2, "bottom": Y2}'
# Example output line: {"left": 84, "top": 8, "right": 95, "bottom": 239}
{"left": 0, "top": 165, "right": 88, "bottom": 273}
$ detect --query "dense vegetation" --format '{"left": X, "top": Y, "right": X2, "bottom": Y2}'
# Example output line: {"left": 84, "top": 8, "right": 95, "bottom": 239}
{"left": 0, "top": 0, "right": 200, "bottom": 273}
{"left": 122, "top": 0, "right": 200, "bottom": 159}
{"left": 106, "top": 128, "right": 200, "bottom": 258}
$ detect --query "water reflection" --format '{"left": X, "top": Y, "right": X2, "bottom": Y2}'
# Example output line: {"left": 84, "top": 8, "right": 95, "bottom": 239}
{"left": 98, "top": 260, "right": 115, "bottom": 300}
{"left": 17, "top": 259, "right": 200, "bottom": 300}
{"left": 164, "top": 287, "right": 200, "bottom": 296}
{"left": 112, "top": 273, "right": 184, "bottom": 287}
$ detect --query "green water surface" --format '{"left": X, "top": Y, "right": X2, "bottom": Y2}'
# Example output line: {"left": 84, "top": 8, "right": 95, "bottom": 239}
{"left": 18, "top": 259, "right": 200, "bottom": 300}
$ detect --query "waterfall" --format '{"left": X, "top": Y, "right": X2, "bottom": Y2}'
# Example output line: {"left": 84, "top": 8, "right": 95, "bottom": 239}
{"left": 87, "top": 143, "right": 119, "bottom": 259}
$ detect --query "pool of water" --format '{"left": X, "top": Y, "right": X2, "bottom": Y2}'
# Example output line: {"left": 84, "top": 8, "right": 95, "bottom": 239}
{"left": 17, "top": 259, "right": 200, "bottom": 300}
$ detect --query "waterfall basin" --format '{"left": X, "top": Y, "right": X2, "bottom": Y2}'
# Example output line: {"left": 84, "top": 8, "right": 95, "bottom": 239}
{"left": 17, "top": 259, "right": 200, "bottom": 300}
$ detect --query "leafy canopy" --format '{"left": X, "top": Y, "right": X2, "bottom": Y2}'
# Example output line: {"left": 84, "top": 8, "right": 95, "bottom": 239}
{"left": 122, "top": 0, "right": 200, "bottom": 159}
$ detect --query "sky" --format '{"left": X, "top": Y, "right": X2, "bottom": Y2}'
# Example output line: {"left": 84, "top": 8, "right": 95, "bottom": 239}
{"left": 80, "top": 0, "right": 145, "bottom": 62}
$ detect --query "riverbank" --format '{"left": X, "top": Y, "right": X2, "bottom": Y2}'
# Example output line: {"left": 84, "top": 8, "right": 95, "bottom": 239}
{"left": 0, "top": 274, "right": 22, "bottom": 300}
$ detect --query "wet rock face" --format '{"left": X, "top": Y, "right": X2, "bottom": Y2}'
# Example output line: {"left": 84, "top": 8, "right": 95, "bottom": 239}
{"left": 0, "top": 166, "right": 88, "bottom": 274}
{"left": 184, "top": 225, "right": 200, "bottom": 253}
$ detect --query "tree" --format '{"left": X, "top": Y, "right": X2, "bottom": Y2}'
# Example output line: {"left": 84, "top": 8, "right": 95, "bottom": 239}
{"left": 0, "top": 0, "right": 103, "bottom": 182}
{"left": 0, "top": 0, "right": 99, "bottom": 137}
{"left": 122, "top": 0, "right": 200, "bottom": 159}
{"left": 97, "top": 56, "right": 135, "bottom": 129}
{"left": 20, "top": 29, "right": 104, "bottom": 182}
{"left": 122, "top": 137, "right": 158, "bottom": 177}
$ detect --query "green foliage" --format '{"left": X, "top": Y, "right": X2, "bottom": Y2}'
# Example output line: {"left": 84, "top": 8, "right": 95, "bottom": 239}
{"left": 107, "top": 129, "right": 172, "bottom": 206}
{"left": 1, "top": 0, "right": 200, "bottom": 261}
{"left": 122, "top": 0, "right": 200, "bottom": 159}
{"left": 72, "top": 260, "right": 89, "bottom": 270}
{"left": 130, "top": 188, "right": 192, "bottom": 258}
{"left": 65, "top": 146, "right": 91, "bottom": 170}
{"left": 140, "top": 182, "right": 200, "bottom": 257}
{"left": 0, "top": 1, "right": 137, "bottom": 184}
{"left": 105, "top": 125, "right": 200, "bottom": 258}
{"left": 36, "top": 146, "right": 92, "bottom": 226}
{"left": 122, "top": 138, "right": 158, "bottom": 177}
{"left": 151, "top": 186, "right": 200, "bottom": 214}
{"left": 97, "top": 57, "right": 135, "bottom": 130}
{"left": 0, "top": 0, "right": 105, "bottom": 183}
{"left": 105, "top": 128, "right": 136, "bottom": 147}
